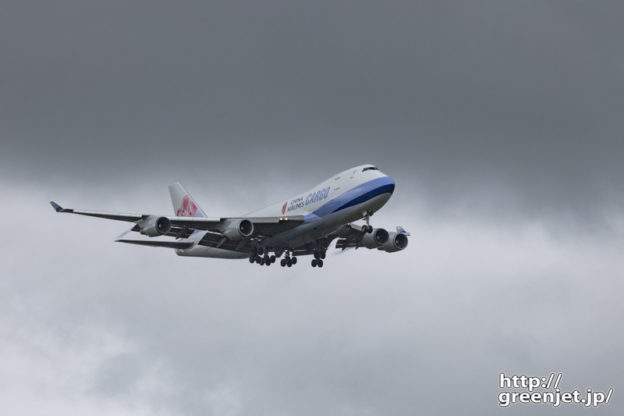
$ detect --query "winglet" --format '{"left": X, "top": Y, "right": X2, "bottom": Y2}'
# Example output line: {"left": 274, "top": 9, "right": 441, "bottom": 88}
{"left": 115, "top": 228, "right": 134, "bottom": 241}
{"left": 49, "top": 201, "right": 72, "bottom": 213}
{"left": 396, "top": 226, "right": 411, "bottom": 236}
{"left": 50, "top": 201, "right": 63, "bottom": 212}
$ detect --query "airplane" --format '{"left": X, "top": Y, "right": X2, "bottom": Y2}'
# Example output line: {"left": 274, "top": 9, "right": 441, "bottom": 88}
{"left": 50, "top": 164, "right": 409, "bottom": 268}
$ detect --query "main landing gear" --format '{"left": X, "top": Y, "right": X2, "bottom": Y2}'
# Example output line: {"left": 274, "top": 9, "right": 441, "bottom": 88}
{"left": 249, "top": 245, "right": 328, "bottom": 269}
{"left": 311, "top": 258, "right": 323, "bottom": 268}
{"left": 280, "top": 254, "right": 298, "bottom": 268}
{"left": 249, "top": 253, "right": 276, "bottom": 266}
{"left": 250, "top": 247, "right": 299, "bottom": 268}
{"left": 249, "top": 247, "right": 277, "bottom": 266}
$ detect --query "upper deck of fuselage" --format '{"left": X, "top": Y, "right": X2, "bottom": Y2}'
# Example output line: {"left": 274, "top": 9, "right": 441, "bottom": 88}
{"left": 246, "top": 165, "right": 395, "bottom": 218}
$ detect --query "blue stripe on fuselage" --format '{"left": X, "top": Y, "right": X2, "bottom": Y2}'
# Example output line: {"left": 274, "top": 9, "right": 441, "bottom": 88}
{"left": 303, "top": 176, "right": 395, "bottom": 221}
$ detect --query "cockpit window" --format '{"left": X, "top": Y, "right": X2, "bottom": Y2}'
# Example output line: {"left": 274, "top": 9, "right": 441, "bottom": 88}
{"left": 362, "top": 166, "right": 379, "bottom": 172}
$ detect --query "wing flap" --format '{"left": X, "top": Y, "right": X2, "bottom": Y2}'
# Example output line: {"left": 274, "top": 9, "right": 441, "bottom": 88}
{"left": 116, "top": 239, "right": 194, "bottom": 249}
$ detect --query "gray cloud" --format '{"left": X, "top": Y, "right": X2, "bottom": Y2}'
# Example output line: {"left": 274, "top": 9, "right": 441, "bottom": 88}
{"left": 2, "top": 1, "right": 624, "bottom": 415}
{"left": 2, "top": 182, "right": 624, "bottom": 415}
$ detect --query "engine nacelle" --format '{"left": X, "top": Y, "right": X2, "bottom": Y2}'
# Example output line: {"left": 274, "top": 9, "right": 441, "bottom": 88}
{"left": 361, "top": 228, "right": 389, "bottom": 249}
{"left": 223, "top": 219, "right": 254, "bottom": 240}
{"left": 137, "top": 216, "right": 171, "bottom": 237}
{"left": 379, "top": 231, "right": 408, "bottom": 252}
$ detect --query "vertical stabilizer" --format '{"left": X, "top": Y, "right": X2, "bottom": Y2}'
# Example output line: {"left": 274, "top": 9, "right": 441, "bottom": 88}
{"left": 168, "top": 183, "right": 206, "bottom": 217}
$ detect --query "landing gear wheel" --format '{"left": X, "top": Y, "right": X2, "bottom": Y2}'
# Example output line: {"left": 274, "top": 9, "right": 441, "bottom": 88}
{"left": 249, "top": 256, "right": 255, "bottom": 263}
{"left": 270, "top": 255, "right": 276, "bottom": 263}
{"left": 291, "top": 256, "right": 297, "bottom": 264}
{"left": 317, "top": 259, "right": 324, "bottom": 268}
{"left": 260, "top": 257, "right": 266, "bottom": 265}
{"left": 311, "top": 259, "right": 318, "bottom": 267}
{"left": 287, "top": 259, "right": 293, "bottom": 267}
{"left": 280, "top": 259, "right": 286, "bottom": 267}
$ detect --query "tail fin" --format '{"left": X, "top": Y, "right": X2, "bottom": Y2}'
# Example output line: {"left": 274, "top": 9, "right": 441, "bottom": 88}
{"left": 168, "top": 182, "right": 207, "bottom": 217}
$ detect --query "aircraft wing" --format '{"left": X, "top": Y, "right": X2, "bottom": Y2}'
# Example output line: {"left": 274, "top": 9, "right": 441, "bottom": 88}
{"left": 50, "top": 201, "right": 304, "bottom": 243}
{"left": 333, "top": 224, "right": 410, "bottom": 252}
{"left": 334, "top": 224, "right": 370, "bottom": 250}
{"left": 289, "top": 223, "right": 378, "bottom": 254}
{"left": 286, "top": 224, "right": 362, "bottom": 256}
{"left": 50, "top": 201, "right": 221, "bottom": 227}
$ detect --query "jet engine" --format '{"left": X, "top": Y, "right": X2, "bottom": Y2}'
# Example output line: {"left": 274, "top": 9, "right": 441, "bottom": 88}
{"left": 379, "top": 232, "right": 408, "bottom": 252}
{"left": 223, "top": 219, "right": 254, "bottom": 240}
{"left": 137, "top": 216, "right": 171, "bottom": 237}
{"left": 361, "top": 227, "right": 389, "bottom": 249}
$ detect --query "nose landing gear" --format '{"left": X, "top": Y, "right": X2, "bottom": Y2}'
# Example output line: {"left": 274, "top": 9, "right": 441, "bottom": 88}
{"left": 362, "top": 210, "right": 374, "bottom": 233}
{"left": 311, "top": 258, "right": 324, "bottom": 268}
{"left": 307, "top": 238, "right": 328, "bottom": 268}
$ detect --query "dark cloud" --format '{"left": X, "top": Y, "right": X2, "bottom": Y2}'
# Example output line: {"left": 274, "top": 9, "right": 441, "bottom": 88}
{"left": 2, "top": 1, "right": 624, "bottom": 415}
{"left": 2, "top": 0, "right": 624, "bottom": 216}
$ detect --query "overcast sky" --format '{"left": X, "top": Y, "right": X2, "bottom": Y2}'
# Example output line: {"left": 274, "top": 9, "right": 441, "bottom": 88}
{"left": 1, "top": 1, "right": 623, "bottom": 415}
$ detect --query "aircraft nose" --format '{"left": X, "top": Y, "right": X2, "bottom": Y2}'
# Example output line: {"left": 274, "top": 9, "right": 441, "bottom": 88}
{"left": 383, "top": 175, "right": 395, "bottom": 194}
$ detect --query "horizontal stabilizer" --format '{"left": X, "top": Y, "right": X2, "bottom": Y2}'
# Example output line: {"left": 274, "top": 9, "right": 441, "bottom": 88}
{"left": 115, "top": 239, "right": 194, "bottom": 249}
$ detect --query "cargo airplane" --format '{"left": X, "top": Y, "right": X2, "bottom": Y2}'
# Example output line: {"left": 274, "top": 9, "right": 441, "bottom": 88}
{"left": 50, "top": 164, "right": 409, "bottom": 268}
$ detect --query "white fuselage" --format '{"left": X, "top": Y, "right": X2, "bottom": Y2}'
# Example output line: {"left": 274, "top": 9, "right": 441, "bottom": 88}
{"left": 176, "top": 165, "right": 395, "bottom": 258}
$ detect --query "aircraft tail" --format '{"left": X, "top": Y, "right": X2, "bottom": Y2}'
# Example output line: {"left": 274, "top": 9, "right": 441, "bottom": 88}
{"left": 168, "top": 182, "right": 207, "bottom": 217}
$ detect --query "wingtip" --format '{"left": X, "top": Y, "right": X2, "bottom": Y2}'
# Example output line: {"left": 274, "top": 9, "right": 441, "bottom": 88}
{"left": 49, "top": 201, "right": 63, "bottom": 212}
{"left": 116, "top": 229, "right": 132, "bottom": 241}
{"left": 396, "top": 226, "right": 411, "bottom": 236}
